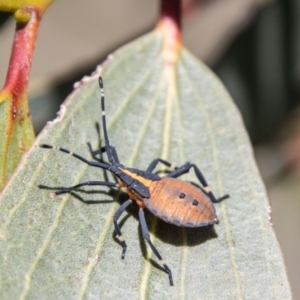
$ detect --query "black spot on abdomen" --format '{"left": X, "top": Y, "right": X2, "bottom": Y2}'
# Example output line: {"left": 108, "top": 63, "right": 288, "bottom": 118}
{"left": 192, "top": 199, "right": 199, "bottom": 206}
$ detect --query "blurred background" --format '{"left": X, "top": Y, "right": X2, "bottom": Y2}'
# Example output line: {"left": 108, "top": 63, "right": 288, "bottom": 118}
{"left": 0, "top": 0, "right": 299, "bottom": 297}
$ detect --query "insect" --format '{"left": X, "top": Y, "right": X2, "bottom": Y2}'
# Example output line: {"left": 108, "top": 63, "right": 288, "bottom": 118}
{"left": 40, "top": 77, "right": 229, "bottom": 286}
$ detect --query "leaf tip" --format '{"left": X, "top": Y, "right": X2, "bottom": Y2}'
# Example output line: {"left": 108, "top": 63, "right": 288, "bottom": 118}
{"left": 156, "top": 15, "right": 182, "bottom": 67}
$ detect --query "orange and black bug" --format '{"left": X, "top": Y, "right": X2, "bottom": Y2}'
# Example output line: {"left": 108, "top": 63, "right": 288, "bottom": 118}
{"left": 40, "top": 77, "right": 229, "bottom": 286}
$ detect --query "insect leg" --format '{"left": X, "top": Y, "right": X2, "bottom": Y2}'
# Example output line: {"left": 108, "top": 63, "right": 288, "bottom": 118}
{"left": 88, "top": 143, "right": 120, "bottom": 163}
{"left": 113, "top": 199, "right": 133, "bottom": 259}
{"left": 168, "top": 162, "right": 229, "bottom": 203}
{"left": 146, "top": 158, "right": 177, "bottom": 172}
{"left": 55, "top": 181, "right": 117, "bottom": 195}
{"left": 87, "top": 143, "right": 106, "bottom": 158}
{"left": 167, "top": 162, "right": 191, "bottom": 178}
{"left": 139, "top": 208, "right": 173, "bottom": 286}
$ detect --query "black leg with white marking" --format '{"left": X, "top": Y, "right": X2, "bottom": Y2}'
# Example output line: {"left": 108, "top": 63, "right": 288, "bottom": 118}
{"left": 55, "top": 181, "right": 117, "bottom": 195}
{"left": 139, "top": 208, "right": 173, "bottom": 286}
{"left": 146, "top": 158, "right": 177, "bottom": 173}
{"left": 113, "top": 199, "right": 133, "bottom": 259}
{"left": 168, "top": 162, "right": 229, "bottom": 203}
{"left": 40, "top": 145, "right": 110, "bottom": 170}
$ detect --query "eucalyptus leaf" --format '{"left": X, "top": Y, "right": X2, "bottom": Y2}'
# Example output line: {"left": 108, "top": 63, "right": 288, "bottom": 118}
{"left": 0, "top": 31, "right": 291, "bottom": 299}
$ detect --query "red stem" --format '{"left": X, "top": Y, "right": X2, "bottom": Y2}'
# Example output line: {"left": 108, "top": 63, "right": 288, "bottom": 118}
{"left": 160, "top": 0, "right": 181, "bottom": 30}
{"left": 3, "top": 8, "right": 40, "bottom": 98}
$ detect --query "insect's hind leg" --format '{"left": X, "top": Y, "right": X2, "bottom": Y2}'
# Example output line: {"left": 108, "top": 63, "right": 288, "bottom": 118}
{"left": 54, "top": 181, "right": 117, "bottom": 195}
{"left": 146, "top": 158, "right": 177, "bottom": 173}
{"left": 167, "top": 162, "right": 229, "bottom": 203}
{"left": 139, "top": 208, "right": 173, "bottom": 286}
{"left": 113, "top": 199, "right": 133, "bottom": 259}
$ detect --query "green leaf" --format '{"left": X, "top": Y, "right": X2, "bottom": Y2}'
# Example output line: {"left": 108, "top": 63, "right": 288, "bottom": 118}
{"left": 0, "top": 30, "right": 291, "bottom": 299}
{"left": 0, "top": 91, "right": 35, "bottom": 190}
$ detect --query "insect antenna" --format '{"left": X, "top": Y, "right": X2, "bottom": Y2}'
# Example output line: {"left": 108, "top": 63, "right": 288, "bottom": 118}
{"left": 99, "top": 77, "right": 115, "bottom": 165}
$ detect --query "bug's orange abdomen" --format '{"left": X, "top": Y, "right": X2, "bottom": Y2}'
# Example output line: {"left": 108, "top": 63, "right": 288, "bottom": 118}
{"left": 143, "top": 177, "right": 218, "bottom": 227}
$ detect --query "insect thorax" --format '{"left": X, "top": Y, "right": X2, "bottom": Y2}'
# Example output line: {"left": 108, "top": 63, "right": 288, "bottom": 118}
{"left": 109, "top": 165, "right": 160, "bottom": 199}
